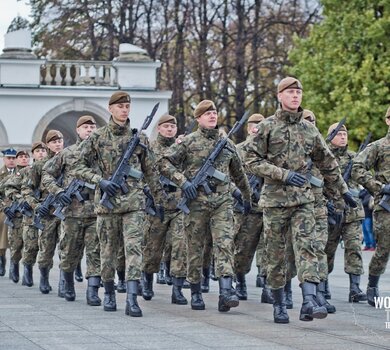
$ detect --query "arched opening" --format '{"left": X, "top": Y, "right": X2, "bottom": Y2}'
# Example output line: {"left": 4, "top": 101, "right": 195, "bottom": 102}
{"left": 0, "top": 119, "right": 9, "bottom": 146}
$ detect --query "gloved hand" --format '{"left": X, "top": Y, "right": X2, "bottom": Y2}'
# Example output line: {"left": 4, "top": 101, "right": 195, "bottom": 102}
{"left": 4, "top": 207, "right": 15, "bottom": 220}
{"left": 182, "top": 180, "right": 197, "bottom": 200}
{"left": 343, "top": 191, "right": 358, "bottom": 208}
{"left": 285, "top": 171, "right": 306, "bottom": 187}
{"left": 380, "top": 184, "right": 390, "bottom": 195}
{"left": 359, "top": 188, "right": 369, "bottom": 200}
{"left": 57, "top": 191, "right": 72, "bottom": 206}
{"left": 243, "top": 201, "right": 252, "bottom": 216}
{"left": 99, "top": 179, "right": 120, "bottom": 197}
{"left": 232, "top": 189, "right": 243, "bottom": 203}
{"left": 37, "top": 205, "right": 50, "bottom": 217}
{"left": 155, "top": 205, "right": 165, "bottom": 223}
{"left": 21, "top": 201, "right": 32, "bottom": 212}
{"left": 326, "top": 201, "right": 336, "bottom": 217}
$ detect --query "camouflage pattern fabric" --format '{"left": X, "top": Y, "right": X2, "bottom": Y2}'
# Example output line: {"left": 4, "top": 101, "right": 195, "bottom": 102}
{"left": 22, "top": 224, "right": 39, "bottom": 265}
{"left": 369, "top": 211, "right": 390, "bottom": 275}
{"left": 8, "top": 217, "right": 23, "bottom": 263}
{"left": 37, "top": 216, "right": 60, "bottom": 269}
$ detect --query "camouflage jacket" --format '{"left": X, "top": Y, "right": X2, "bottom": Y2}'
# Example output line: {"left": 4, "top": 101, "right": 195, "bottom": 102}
{"left": 71, "top": 117, "right": 161, "bottom": 215}
{"left": 329, "top": 144, "right": 364, "bottom": 222}
{"left": 243, "top": 109, "right": 348, "bottom": 208}
{"left": 352, "top": 130, "right": 390, "bottom": 212}
{"left": 0, "top": 165, "right": 17, "bottom": 210}
{"left": 158, "top": 125, "right": 251, "bottom": 202}
{"left": 42, "top": 138, "right": 96, "bottom": 218}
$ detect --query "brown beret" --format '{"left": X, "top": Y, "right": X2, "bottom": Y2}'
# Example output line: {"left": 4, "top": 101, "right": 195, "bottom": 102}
{"left": 302, "top": 109, "right": 316, "bottom": 122}
{"left": 77, "top": 115, "right": 96, "bottom": 128}
{"left": 31, "top": 142, "right": 46, "bottom": 152}
{"left": 248, "top": 113, "right": 265, "bottom": 124}
{"left": 16, "top": 150, "right": 30, "bottom": 158}
{"left": 158, "top": 114, "right": 177, "bottom": 126}
{"left": 277, "top": 77, "right": 303, "bottom": 93}
{"left": 194, "top": 100, "right": 217, "bottom": 118}
{"left": 386, "top": 106, "right": 390, "bottom": 118}
{"left": 46, "top": 130, "right": 63, "bottom": 143}
{"left": 109, "top": 91, "right": 131, "bottom": 105}
{"left": 327, "top": 122, "right": 347, "bottom": 136}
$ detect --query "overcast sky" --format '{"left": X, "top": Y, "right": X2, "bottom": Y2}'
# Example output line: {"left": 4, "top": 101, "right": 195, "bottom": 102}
{"left": 0, "top": 0, "right": 31, "bottom": 53}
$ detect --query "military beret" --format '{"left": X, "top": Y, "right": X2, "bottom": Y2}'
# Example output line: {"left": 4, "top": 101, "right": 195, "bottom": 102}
{"left": 1, "top": 148, "right": 17, "bottom": 157}
{"left": 46, "top": 130, "right": 63, "bottom": 143}
{"left": 194, "top": 100, "right": 217, "bottom": 118}
{"left": 16, "top": 150, "right": 30, "bottom": 158}
{"left": 158, "top": 114, "right": 177, "bottom": 125}
{"left": 327, "top": 122, "right": 347, "bottom": 136}
{"left": 302, "top": 109, "right": 316, "bottom": 122}
{"left": 277, "top": 77, "right": 303, "bottom": 93}
{"left": 248, "top": 113, "right": 265, "bottom": 124}
{"left": 77, "top": 115, "right": 96, "bottom": 128}
{"left": 109, "top": 91, "right": 131, "bottom": 105}
{"left": 31, "top": 142, "right": 46, "bottom": 152}
{"left": 386, "top": 106, "right": 390, "bottom": 118}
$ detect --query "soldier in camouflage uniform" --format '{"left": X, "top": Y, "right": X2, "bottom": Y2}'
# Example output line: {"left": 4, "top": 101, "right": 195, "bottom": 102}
{"left": 243, "top": 77, "right": 356, "bottom": 323}
{"left": 42, "top": 115, "right": 101, "bottom": 305}
{"left": 352, "top": 106, "right": 390, "bottom": 307}
{"left": 21, "top": 130, "right": 64, "bottom": 294}
{"left": 159, "top": 100, "right": 251, "bottom": 312}
{"left": 142, "top": 114, "right": 188, "bottom": 305}
{"left": 72, "top": 91, "right": 161, "bottom": 317}
{"left": 3, "top": 142, "right": 47, "bottom": 287}
{"left": 325, "top": 122, "right": 366, "bottom": 303}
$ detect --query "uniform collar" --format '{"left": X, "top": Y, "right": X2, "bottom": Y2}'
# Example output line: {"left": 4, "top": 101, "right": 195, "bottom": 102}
{"left": 330, "top": 143, "right": 348, "bottom": 156}
{"left": 276, "top": 107, "right": 303, "bottom": 124}
{"left": 198, "top": 125, "right": 219, "bottom": 139}
{"left": 108, "top": 116, "right": 131, "bottom": 135}
{"left": 157, "top": 133, "right": 175, "bottom": 146}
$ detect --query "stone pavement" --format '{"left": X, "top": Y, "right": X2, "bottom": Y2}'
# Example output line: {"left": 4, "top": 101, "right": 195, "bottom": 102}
{"left": 0, "top": 248, "right": 390, "bottom": 350}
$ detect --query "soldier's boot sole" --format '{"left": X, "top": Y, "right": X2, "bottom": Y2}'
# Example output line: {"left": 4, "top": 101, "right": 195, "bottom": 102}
{"left": 171, "top": 295, "right": 188, "bottom": 305}
{"left": 299, "top": 305, "right": 328, "bottom": 321}
{"left": 349, "top": 291, "right": 368, "bottom": 303}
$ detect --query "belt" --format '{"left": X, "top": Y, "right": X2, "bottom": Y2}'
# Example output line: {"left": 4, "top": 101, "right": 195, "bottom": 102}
{"left": 201, "top": 183, "right": 230, "bottom": 193}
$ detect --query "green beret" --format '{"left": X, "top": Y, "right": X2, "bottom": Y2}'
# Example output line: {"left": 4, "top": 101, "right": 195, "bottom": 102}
{"left": 302, "top": 109, "right": 316, "bottom": 123}
{"left": 77, "top": 115, "right": 96, "bottom": 128}
{"left": 158, "top": 114, "right": 177, "bottom": 125}
{"left": 109, "top": 91, "right": 131, "bottom": 105}
{"left": 16, "top": 150, "right": 30, "bottom": 158}
{"left": 248, "top": 113, "right": 265, "bottom": 124}
{"left": 327, "top": 122, "right": 347, "bottom": 136}
{"left": 277, "top": 77, "right": 303, "bottom": 93}
{"left": 31, "top": 142, "right": 46, "bottom": 152}
{"left": 194, "top": 100, "right": 217, "bottom": 118}
{"left": 46, "top": 130, "right": 63, "bottom": 143}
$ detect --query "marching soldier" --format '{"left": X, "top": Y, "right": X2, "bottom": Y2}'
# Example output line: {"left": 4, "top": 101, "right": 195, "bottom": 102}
{"left": 159, "top": 100, "right": 251, "bottom": 312}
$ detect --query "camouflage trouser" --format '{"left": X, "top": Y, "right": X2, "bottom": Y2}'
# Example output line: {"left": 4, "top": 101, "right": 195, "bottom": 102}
{"left": 234, "top": 211, "right": 263, "bottom": 275}
{"left": 313, "top": 214, "right": 329, "bottom": 281}
{"left": 97, "top": 211, "right": 144, "bottom": 282}
{"left": 185, "top": 196, "right": 235, "bottom": 284}
{"left": 116, "top": 232, "right": 126, "bottom": 273}
{"left": 369, "top": 210, "right": 390, "bottom": 276}
{"left": 202, "top": 230, "right": 213, "bottom": 269}
{"left": 37, "top": 216, "right": 60, "bottom": 269}
{"left": 255, "top": 230, "right": 267, "bottom": 276}
{"left": 263, "top": 203, "right": 319, "bottom": 289}
{"left": 8, "top": 216, "right": 23, "bottom": 263}
{"left": 162, "top": 229, "right": 172, "bottom": 263}
{"left": 325, "top": 220, "right": 364, "bottom": 275}
{"left": 22, "top": 223, "right": 39, "bottom": 265}
{"left": 143, "top": 210, "right": 186, "bottom": 277}
{"left": 59, "top": 217, "right": 100, "bottom": 277}
{"left": 0, "top": 212, "right": 9, "bottom": 251}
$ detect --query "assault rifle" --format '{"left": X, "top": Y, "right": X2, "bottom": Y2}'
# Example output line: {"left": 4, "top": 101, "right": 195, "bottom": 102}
{"left": 177, "top": 111, "right": 250, "bottom": 214}
{"left": 32, "top": 193, "right": 56, "bottom": 230}
{"left": 143, "top": 186, "right": 157, "bottom": 216}
{"left": 304, "top": 160, "right": 324, "bottom": 188}
{"left": 52, "top": 179, "right": 95, "bottom": 220}
{"left": 233, "top": 174, "right": 264, "bottom": 213}
{"left": 100, "top": 103, "right": 159, "bottom": 209}
{"left": 4, "top": 200, "right": 33, "bottom": 228}
{"left": 326, "top": 117, "right": 347, "bottom": 143}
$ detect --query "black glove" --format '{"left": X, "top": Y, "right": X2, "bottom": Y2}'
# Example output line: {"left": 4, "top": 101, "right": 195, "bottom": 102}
{"left": 99, "top": 179, "right": 120, "bottom": 197}
{"left": 285, "top": 171, "right": 306, "bottom": 187}
{"left": 359, "top": 188, "right": 369, "bottom": 199}
{"left": 155, "top": 205, "right": 165, "bottom": 223}
{"left": 182, "top": 181, "right": 197, "bottom": 200}
{"left": 381, "top": 184, "right": 390, "bottom": 195}
{"left": 343, "top": 191, "right": 358, "bottom": 208}
{"left": 243, "top": 201, "right": 252, "bottom": 216}
{"left": 326, "top": 201, "right": 336, "bottom": 217}
{"left": 21, "top": 201, "right": 32, "bottom": 212}
{"left": 4, "top": 207, "right": 15, "bottom": 220}
{"left": 57, "top": 191, "right": 72, "bottom": 206}
{"left": 37, "top": 205, "right": 50, "bottom": 217}
{"left": 232, "top": 189, "right": 243, "bottom": 203}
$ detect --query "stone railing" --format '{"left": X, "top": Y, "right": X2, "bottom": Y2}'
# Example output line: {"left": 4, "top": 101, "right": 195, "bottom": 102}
{"left": 40, "top": 60, "right": 118, "bottom": 86}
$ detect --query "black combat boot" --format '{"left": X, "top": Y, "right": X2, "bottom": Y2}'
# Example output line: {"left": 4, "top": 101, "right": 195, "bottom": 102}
{"left": 103, "top": 281, "right": 117, "bottom": 311}
{"left": 125, "top": 280, "right": 142, "bottom": 317}
{"left": 367, "top": 274, "right": 380, "bottom": 307}
{"left": 116, "top": 270, "right": 126, "bottom": 293}
{"left": 261, "top": 277, "right": 274, "bottom": 304}
{"left": 39, "top": 267, "right": 50, "bottom": 294}
{"left": 142, "top": 272, "right": 154, "bottom": 301}
{"left": 138, "top": 272, "right": 144, "bottom": 296}
{"left": 324, "top": 279, "right": 331, "bottom": 299}
{"left": 165, "top": 261, "right": 173, "bottom": 285}
{"left": 300, "top": 282, "right": 328, "bottom": 321}
{"left": 156, "top": 262, "right": 166, "bottom": 284}
{"left": 75, "top": 262, "right": 83, "bottom": 282}
{"left": 349, "top": 274, "right": 367, "bottom": 302}
{"left": 9, "top": 261, "right": 19, "bottom": 283}
{"left": 86, "top": 276, "right": 101, "bottom": 306}
{"left": 235, "top": 273, "right": 247, "bottom": 300}
{"left": 210, "top": 261, "right": 218, "bottom": 281}
{"left": 22, "top": 264, "right": 33, "bottom": 287}
{"left": 0, "top": 255, "right": 6, "bottom": 276}
{"left": 317, "top": 280, "right": 336, "bottom": 313}
{"left": 272, "top": 288, "right": 289, "bottom": 324}
{"left": 171, "top": 277, "right": 188, "bottom": 305}
{"left": 218, "top": 276, "right": 239, "bottom": 312}
{"left": 58, "top": 269, "right": 65, "bottom": 298}
{"left": 63, "top": 271, "right": 76, "bottom": 301}
{"left": 190, "top": 282, "right": 205, "bottom": 310}
{"left": 183, "top": 279, "right": 190, "bottom": 289}
{"left": 201, "top": 267, "right": 210, "bottom": 293}
{"left": 284, "top": 280, "right": 293, "bottom": 309}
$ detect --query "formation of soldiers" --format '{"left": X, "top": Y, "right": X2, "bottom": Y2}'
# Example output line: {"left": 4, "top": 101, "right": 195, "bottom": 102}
{"left": 0, "top": 78, "right": 389, "bottom": 323}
